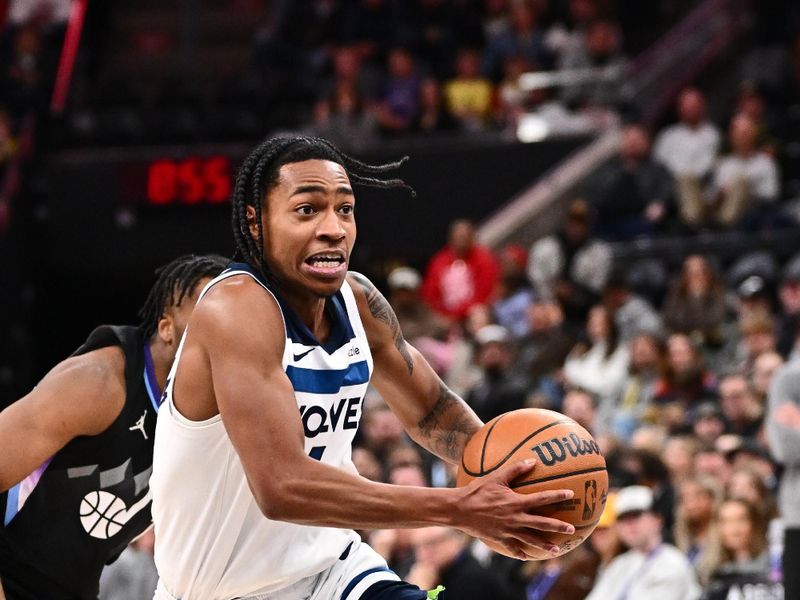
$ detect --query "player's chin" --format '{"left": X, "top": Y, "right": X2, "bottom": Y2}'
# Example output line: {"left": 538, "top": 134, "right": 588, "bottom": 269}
{"left": 302, "top": 266, "right": 348, "bottom": 295}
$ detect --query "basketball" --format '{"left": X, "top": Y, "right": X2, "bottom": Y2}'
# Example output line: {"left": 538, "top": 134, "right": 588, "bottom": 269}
{"left": 457, "top": 408, "right": 608, "bottom": 560}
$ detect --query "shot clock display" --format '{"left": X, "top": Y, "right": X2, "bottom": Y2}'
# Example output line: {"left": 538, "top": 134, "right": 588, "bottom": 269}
{"left": 145, "top": 156, "right": 232, "bottom": 205}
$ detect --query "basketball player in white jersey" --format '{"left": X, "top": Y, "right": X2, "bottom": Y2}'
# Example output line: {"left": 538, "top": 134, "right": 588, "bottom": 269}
{"left": 150, "top": 136, "right": 576, "bottom": 600}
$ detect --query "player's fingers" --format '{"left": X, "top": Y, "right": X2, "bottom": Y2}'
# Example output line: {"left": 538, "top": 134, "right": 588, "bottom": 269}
{"left": 491, "top": 458, "right": 536, "bottom": 485}
{"left": 518, "top": 513, "right": 575, "bottom": 534}
{"left": 497, "top": 539, "right": 529, "bottom": 561}
{"left": 507, "top": 531, "right": 560, "bottom": 555}
{"left": 519, "top": 488, "right": 574, "bottom": 507}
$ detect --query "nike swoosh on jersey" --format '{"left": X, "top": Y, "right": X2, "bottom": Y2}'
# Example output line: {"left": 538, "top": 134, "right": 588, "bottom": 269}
{"left": 293, "top": 348, "right": 314, "bottom": 362}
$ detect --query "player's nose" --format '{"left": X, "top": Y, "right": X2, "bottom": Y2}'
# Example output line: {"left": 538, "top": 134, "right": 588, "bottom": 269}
{"left": 317, "top": 207, "right": 346, "bottom": 240}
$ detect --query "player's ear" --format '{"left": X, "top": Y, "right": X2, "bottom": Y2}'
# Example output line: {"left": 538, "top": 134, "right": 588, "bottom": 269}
{"left": 157, "top": 313, "right": 175, "bottom": 345}
{"left": 246, "top": 204, "right": 258, "bottom": 239}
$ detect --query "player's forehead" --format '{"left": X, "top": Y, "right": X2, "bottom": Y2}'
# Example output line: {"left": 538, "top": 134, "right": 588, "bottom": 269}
{"left": 276, "top": 159, "right": 351, "bottom": 190}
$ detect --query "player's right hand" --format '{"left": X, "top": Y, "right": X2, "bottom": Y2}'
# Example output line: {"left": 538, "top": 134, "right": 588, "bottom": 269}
{"left": 452, "top": 459, "right": 575, "bottom": 560}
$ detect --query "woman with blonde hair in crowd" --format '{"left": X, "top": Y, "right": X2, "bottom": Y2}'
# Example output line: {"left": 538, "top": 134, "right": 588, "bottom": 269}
{"left": 700, "top": 498, "right": 773, "bottom": 598}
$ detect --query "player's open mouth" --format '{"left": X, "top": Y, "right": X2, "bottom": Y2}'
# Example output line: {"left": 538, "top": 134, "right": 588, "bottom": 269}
{"left": 304, "top": 252, "right": 347, "bottom": 276}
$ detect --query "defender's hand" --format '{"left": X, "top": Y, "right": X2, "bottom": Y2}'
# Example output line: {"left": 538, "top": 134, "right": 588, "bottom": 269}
{"left": 453, "top": 459, "right": 575, "bottom": 560}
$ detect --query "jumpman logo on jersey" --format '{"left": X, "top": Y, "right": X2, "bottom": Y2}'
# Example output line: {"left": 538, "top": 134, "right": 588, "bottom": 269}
{"left": 129, "top": 411, "right": 148, "bottom": 440}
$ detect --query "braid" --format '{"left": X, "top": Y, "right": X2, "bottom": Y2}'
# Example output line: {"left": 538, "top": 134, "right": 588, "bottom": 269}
{"left": 230, "top": 135, "right": 414, "bottom": 277}
{"left": 138, "top": 254, "right": 229, "bottom": 339}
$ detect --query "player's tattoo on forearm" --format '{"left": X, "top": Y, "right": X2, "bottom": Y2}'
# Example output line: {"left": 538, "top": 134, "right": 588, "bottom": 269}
{"left": 418, "top": 381, "right": 480, "bottom": 462}
{"left": 354, "top": 274, "right": 414, "bottom": 375}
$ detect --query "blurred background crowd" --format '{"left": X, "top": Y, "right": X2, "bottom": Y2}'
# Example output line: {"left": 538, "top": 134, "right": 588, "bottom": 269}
{"left": 2, "top": 0, "right": 800, "bottom": 599}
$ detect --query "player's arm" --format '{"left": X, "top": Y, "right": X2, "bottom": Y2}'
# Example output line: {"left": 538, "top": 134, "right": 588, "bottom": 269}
{"left": 348, "top": 272, "right": 480, "bottom": 464}
{"left": 0, "top": 347, "right": 125, "bottom": 492}
{"left": 195, "top": 281, "right": 572, "bottom": 558}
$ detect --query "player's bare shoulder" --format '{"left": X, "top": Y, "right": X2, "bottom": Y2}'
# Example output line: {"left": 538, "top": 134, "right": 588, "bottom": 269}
{"left": 190, "top": 271, "right": 285, "bottom": 354}
{"left": 346, "top": 271, "right": 414, "bottom": 375}
{"left": 38, "top": 345, "right": 127, "bottom": 435}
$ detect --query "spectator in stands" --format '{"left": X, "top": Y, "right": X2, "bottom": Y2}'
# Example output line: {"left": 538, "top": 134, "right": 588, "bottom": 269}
{"left": 482, "top": 1, "right": 550, "bottom": 80}
{"left": 654, "top": 88, "right": 721, "bottom": 229}
{"left": 561, "top": 387, "right": 597, "bottom": 432}
{"left": 407, "top": 527, "right": 518, "bottom": 600}
{"left": 444, "top": 47, "right": 494, "bottom": 131}
{"left": 586, "top": 485, "right": 701, "bottom": 600}
{"left": 415, "top": 77, "right": 459, "bottom": 133}
{"left": 734, "top": 83, "right": 781, "bottom": 157}
{"left": 663, "top": 435, "right": 698, "bottom": 484}
{"left": 602, "top": 270, "right": 664, "bottom": 341}
{"left": 528, "top": 198, "right": 612, "bottom": 323}
{"left": 564, "top": 304, "right": 630, "bottom": 407}
{"left": 421, "top": 218, "right": 500, "bottom": 320}
{"left": 694, "top": 447, "right": 733, "bottom": 488}
{"left": 352, "top": 446, "right": 383, "bottom": 482}
{"left": 558, "top": 18, "right": 627, "bottom": 109}
{"left": 370, "top": 526, "right": 417, "bottom": 579}
{"left": 443, "top": 303, "right": 491, "bottom": 397}
{"left": 662, "top": 254, "right": 727, "bottom": 348}
{"left": 701, "top": 498, "right": 774, "bottom": 599}
{"left": 514, "top": 298, "right": 577, "bottom": 405}
{"left": 543, "top": 0, "right": 601, "bottom": 65}
{"left": 360, "top": 402, "right": 407, "bottom": 464}
{"left": 776, "top": 258, "right": 800, "bottom": 357}
{"left": 494, "top": 54, "right": 536, "bottom": 130}
{"left": 589, "top": 124, "right": 675, "bottom": 239}
{"left": 653, "top": 333, "right": 717, "bottom": 423}
{"left": 374, "top": 47, "right": 422, "bottom": 135}
{"left": 615, "top": 331, "right": 665, "bottom": 438}
{"left": 707, "top": 114, "right": 780, "bottom": 229}
{"left": 464, "top": 324, "right": 528, "bottom": 422}
{"left": 718, "top": 373, "right": 764, "bottom": 438}
{"left": 674, "top": 476, "right": 722, "bottom": 583}
{"left": 386, "top": 266, "right": 449, "bottom": 343}
{"left": 693, "top": 402, "right": 727, "bottom": 447}
{"left": 310, "top": 81, "right": 377, "bottom": 150}
{"left": 752, "top": 351, "right": 784, "bottom": 401}
{"left": 735, "top": 313, "right": 778, "bottom": 374}
{"left": 491, "top": 243, "right": 534, "bottom": 339}
{"left": 727, "top": 467, "right": 777, "bottom": 519}
{"left": 766, "top": 362, "right": 800, "bottom": 599}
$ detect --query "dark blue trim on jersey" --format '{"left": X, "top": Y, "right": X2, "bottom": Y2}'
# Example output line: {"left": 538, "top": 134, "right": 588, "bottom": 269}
{"left": 286, "top": 361, "right": 370, "bottom": 394}
{"left": 142, "top": 344, "right": 162, "bottom": 412}
{"left": 341, "top": 566, "right": 394, "bottom": 600}
{"left": 226, "top": 262, "right": 355, "bottom": 355}
{"left": 4, "top": 483, "right": 19, "bottom": 526}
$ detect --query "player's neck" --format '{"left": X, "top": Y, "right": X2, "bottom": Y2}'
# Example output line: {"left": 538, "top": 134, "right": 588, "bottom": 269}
{"left": 147, "top": 338, "right": 173, "bottom": 391}
{"left": 281, "top": 290, "right": 331, "bottom": 343}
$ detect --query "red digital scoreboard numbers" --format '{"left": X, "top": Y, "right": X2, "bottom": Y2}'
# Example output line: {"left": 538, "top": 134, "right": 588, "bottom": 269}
{"left": 145, "top": 156, "right": 232, "bottom": 206}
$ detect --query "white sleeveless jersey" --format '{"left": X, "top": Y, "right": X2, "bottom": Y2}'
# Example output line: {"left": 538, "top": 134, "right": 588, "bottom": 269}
{"left": 150, "top": 263, "right": 370, "bottom": 600}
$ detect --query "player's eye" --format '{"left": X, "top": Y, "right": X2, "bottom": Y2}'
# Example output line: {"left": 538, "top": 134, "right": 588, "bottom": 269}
{"left": 296, "top": 205, "right": 315, "bottom": 216}
{"left": 338, "top": 204, "right": 354, "bottom": 215}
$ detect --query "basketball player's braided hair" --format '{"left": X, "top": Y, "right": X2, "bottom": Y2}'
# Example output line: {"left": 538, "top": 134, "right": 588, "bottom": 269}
{"left": 230, "top": 135, "right": 414, "bottom": 278}
{"left": 138, "top": 254, "right": 229, "bottom": 339}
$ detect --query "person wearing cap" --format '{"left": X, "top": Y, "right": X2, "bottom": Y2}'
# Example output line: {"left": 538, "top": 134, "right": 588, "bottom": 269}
{"left": 586, "top": 485, "right": 701, "bottom": 600}
{"left": 766, "top": 361, "right": 800, "bottom": 599}
{"left": 528, "top": 198, "right": 612, "bottom": 323}
{"left": 386, "top": 266, "right": 450, "bottom": 343}
{"left": 464, "top": 325, "right": 527, "bottom": 423}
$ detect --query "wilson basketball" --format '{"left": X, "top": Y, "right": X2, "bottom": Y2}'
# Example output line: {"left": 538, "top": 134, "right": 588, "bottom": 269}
{"left": 457, "top": 408, "right": 608, "bottom": 560}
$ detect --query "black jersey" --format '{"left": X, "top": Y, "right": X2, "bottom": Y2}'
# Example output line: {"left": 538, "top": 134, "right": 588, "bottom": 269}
{"left": 0, "top": 325, "right": 161, "bottom": 600}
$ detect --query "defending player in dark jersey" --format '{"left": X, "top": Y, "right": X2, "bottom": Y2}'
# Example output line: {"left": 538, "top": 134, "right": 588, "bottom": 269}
{"left": 0, "top": 254, "right": 227, "bottom": 600}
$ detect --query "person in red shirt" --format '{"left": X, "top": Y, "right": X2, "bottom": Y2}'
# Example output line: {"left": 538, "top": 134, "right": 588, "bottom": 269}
{"left": 422, "top": 219, "right": 500, "bottom": 320}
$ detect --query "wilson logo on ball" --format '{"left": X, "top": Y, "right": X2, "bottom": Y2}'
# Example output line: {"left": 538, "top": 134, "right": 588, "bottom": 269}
{"left": 530, "top": 433, "right": 601, "bottom": 467}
